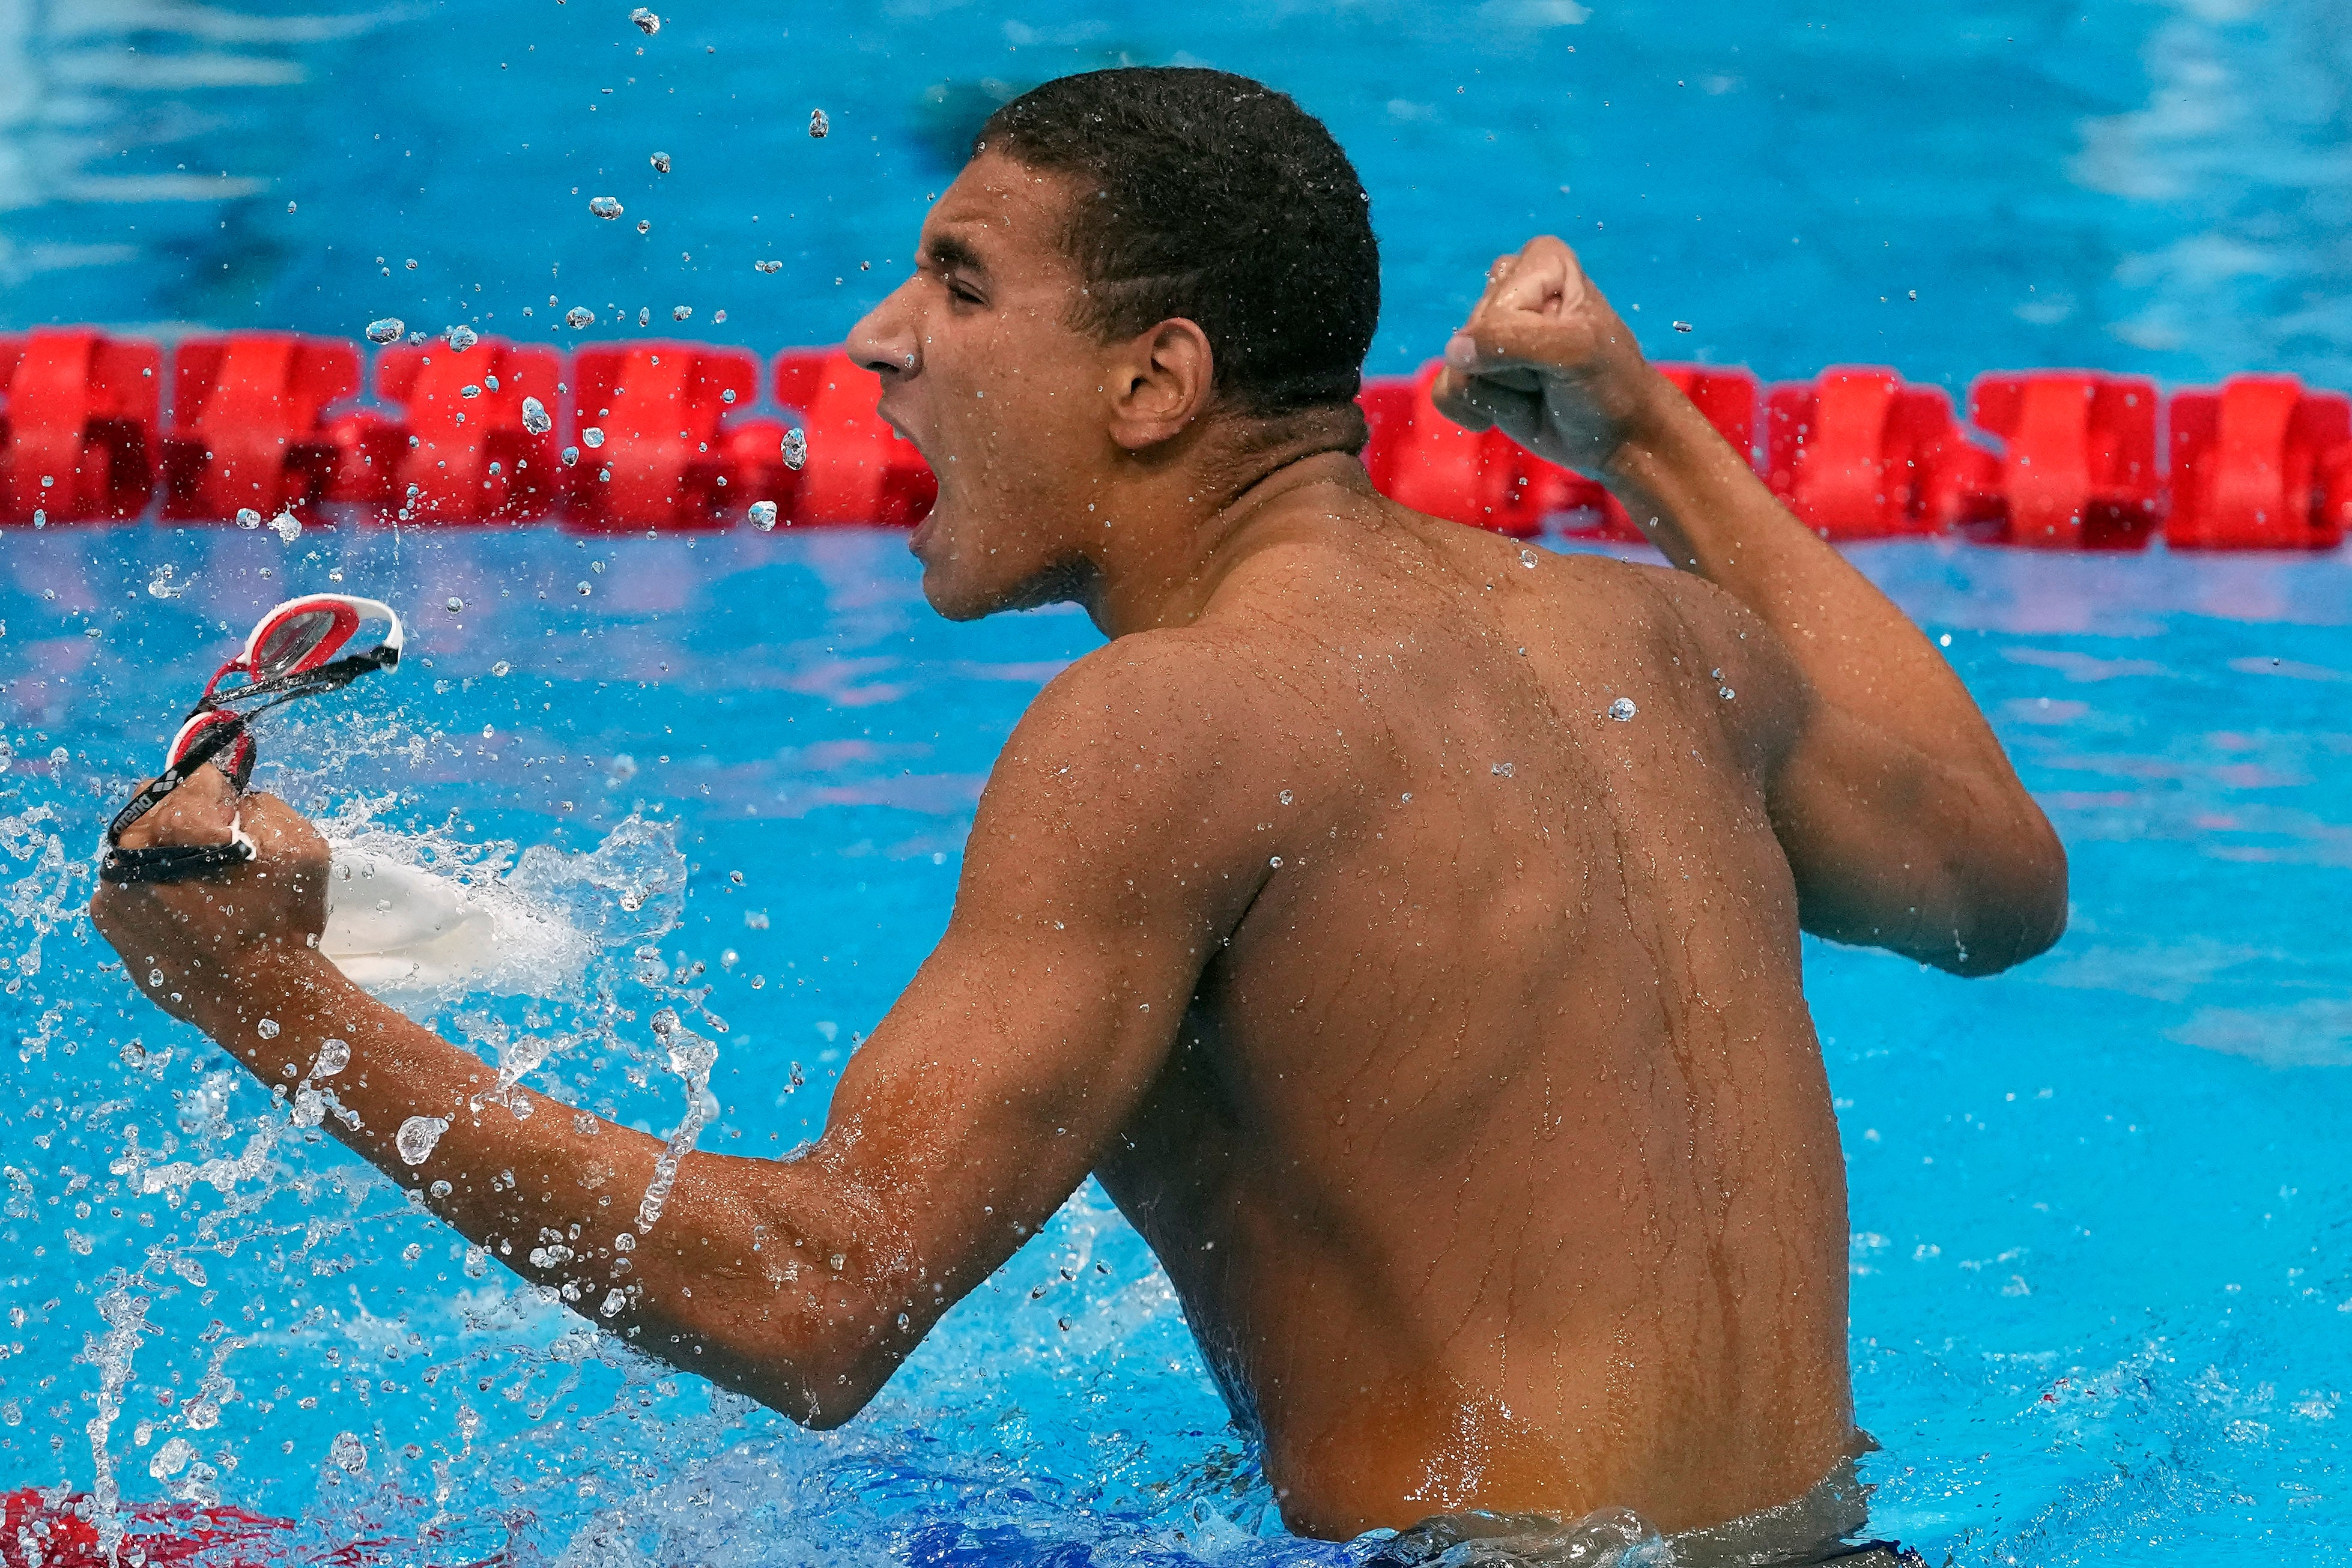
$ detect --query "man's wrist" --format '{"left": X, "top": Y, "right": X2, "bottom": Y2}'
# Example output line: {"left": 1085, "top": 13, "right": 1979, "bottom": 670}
{"left": 1593, "top": 368, "right": 1699, "bottom": 492}
{"left": 181, "top": 939, "right": 345, "bottom": 1052}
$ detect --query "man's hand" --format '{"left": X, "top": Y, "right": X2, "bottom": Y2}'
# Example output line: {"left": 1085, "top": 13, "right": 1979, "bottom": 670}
{"left": 89, "top": 767, "right": 330, "bottom": 1023}
{"left": 1428, "top": 235, "right": 1666, "bottom": 476}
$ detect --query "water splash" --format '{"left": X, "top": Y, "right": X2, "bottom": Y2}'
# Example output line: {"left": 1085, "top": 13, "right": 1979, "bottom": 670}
{"left": 633, "top": 1008, "right": 717, "bottom": 1234}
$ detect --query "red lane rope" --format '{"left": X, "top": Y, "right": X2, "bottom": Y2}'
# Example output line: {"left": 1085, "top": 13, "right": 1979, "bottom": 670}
{"left": 1, "top": 328, "right": 2346, "bottom": 549}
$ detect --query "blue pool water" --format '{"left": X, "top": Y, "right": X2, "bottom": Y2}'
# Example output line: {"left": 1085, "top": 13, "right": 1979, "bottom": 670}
{"left": 1, "top": 1, "right": 2348, "bottom": 390}
{"left": 1, "top": 527, "right": 2347, "bottom": 1564}
{"left": 2, "top": 1, "right": 2350, "bottom": 1563}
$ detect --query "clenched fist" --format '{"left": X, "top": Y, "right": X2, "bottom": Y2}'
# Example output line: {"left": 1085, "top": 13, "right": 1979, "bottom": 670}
{"left": 90, "top": 764, "right": 331, "bottom": 1025}
{"left": 1429, "top": 236, "right": 1669, "bottom": 477}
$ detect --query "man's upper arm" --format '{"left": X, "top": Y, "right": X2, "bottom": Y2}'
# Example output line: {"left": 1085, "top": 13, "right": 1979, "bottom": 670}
{"left": 755, "top": 634, "right": 1270, "bottom": 1390}
{"left": 1694, "top": 589, "right": 2067, "bottom": 976}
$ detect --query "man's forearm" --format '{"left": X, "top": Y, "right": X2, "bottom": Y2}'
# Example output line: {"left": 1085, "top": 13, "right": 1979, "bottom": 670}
{"left": 180, "top": 943, "right": 877, "bottom": 1418}
{"left": 1599, "top": 374, "right": 2017, "bottom": 781}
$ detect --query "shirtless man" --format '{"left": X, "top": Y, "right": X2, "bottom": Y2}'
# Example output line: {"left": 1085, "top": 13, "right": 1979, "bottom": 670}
{"left": 92, "top": 67, "right": 2065, "bottom": 1551}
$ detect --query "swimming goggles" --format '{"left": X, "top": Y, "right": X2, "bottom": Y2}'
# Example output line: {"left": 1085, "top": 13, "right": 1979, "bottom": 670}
{"left": 100, "top": 593, "right": 405, "bottom": 885}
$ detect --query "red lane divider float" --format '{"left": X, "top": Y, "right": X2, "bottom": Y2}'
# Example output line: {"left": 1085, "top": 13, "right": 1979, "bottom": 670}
{"left": 1763, "top": 365, "right": 1983, "bottom": 542}
{"left": 774, "top": 347, "right": 938, "bottom": 527}
{"left": 329, "top": 336, "right": 566, "bottom": 523}
{"left": 2167, "top": 375, "right": 2352, "bottom": 551}
{"left": 568, "top": 342, "right": 765, "bottom": 531}
{"left": 160, "top": 333, "right": 357, "bottom": 524}
{"left": 1962, "top": 372, "right": 2163, "bottom": 549}
{"left": 0, "top": 328, "right": 160, "bottom": 525}
{"left": 5, "top": 327, "right": 2351, "bottom": 551}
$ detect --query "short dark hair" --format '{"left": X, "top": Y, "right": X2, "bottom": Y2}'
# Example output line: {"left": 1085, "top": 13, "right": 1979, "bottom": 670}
{"left": 976, "top": 68, "right": 1379, "bottom": 419}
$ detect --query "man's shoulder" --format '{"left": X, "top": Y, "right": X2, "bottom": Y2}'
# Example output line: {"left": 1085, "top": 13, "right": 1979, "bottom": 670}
{"left": 1020, "top": 626, "right": 1304, "bottom": 760}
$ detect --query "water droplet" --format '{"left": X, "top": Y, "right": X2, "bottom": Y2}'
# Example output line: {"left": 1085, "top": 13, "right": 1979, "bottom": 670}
{"left": 329, "top": 1432, "right": 368, "bottom": 1473}
{"left": 780, "top": 427, "right": 807, "bottom": 470}
{"left": 1608, "top": 697, "right": 1637, "bottom": 722}
{"left": 256, "top": 1017, "right": 280, "bottom": 1040}
{"left": 395, "top": 1116, "right": 449, "bottom": 1166}
{"left": 581, "top": 427, "right": 605, "bottom": 449}
{"left": 629, "top": 6, "right": 660, "bottom": 34}
{"left": 828, "top": 1251, "right": 845, "bottom": 1270}
{"left": 577, "top": 581, "right": 593, "bottom": 596}
{"left": 1491, "top": 761, "right": 1514, "bottom": 778}
{"left": 148, "top": 968, "right": 164, "bottom": 986}
{"left": 671, "top": 304, "right": 692, "bottom": 321}
{"left": 588, "top": 196, "right": 623, "bottom": 220}
{"left": 635, "top": 219, "right": 651, "bottom": 235}
{"left": 272, "top": 510, "right": 301, "bottom": 543}
{"left": 1673, "top": 320, "right": 1694, "bottom": 333}
{"left": 365, "top": 317, "right": 404, "bottom": 344}
{"left": 30, "top": 509, "right": 43, "bottom": 529}
{"left": 404, "top": 258, "right": 417, "bottom": 271}
{"left": 600, "top": 1289, "right": 628, "bottom": 1318}
{"left": 235, "top": 507, "right": 262, "bottom": 529}
{"left": 649, "top": 150, "right": 671, "bottom": 174}
{"left": 492, "top": 660, "right": 512, "bottom": 676}
{"left": 721, "top": 387, "right": 736, "bottom": 403}
{"left": 808, "top": 107, "right": 830, "bottom": 139}
{"left": 562, "top": 446, "right": 580, "bottom": 466}
{"left": 314, "top": 1038, "right": 350, "bottom": 1078}
{"left": 565, "top": 306, "right": 595, "bottom": 330}
{"left": 485, "top": 374, "right": 500, "bottom": 390}
{"left": 754, "top": 259, "right": 783, "bottom": 274}
{"left": 1520, "top": 547, "right": 1539, "bottom": 568}
{"left": 445, "top": 596, "right": 464, "bottom": 613}
{"left": 1718, "top": 686, "right": 1736, "bottom": 701}
{"left": 1269, "top": 855, "right": 1284, "bottom": 868}
{"left": 459, "top": 384, "right": 481, "bottom": 399}
{"left": 712, "top": 309, "right": 727, "bottom": 324}
{"left": 520, "top": 396, "right": 552, "bottom": 435}
{"left": 446, "top": 324, "right": 479, "bottom": 352}
{"left": 747, "top": 500, "right": 777, "bottom": 530}
{"left": 1278, "top": 789, "right": 1294, "bottom": 805}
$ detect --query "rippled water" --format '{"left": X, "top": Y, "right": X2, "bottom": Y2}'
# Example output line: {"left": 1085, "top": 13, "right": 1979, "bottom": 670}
{"left": 1, "top": 0, "right": 2347, "bottom": 386}
{"left": 0, "top": 526, "right": 2347, "bottom": 1564}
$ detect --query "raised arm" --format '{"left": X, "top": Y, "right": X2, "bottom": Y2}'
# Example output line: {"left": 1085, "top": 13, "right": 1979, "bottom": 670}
{"left": 1432, "top": 236, "right": 2066, "bottom": 974}
{"left": 91, "top": 638, "right": 1265, "bottom": 1423}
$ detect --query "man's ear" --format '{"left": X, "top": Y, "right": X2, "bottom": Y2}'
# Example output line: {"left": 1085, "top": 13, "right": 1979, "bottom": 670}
{"left": 1103, "top": 318, "right": 1214, "bottom": 451}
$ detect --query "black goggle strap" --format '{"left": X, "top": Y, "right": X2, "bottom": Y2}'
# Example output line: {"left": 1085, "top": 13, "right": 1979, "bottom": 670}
{"left": 205, "top": 647, "right": 395, "bottom": 712}
{"left": 98, "top": 835, "right": 256, "bottom": 886}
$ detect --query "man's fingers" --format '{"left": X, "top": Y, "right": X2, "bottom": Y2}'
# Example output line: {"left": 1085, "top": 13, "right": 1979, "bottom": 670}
{"left": 117, "top": 764, "right": 238, "bottom": 850}
{"left": 1429, "top": 366, "right": 1496, "bottom": 431}
{"left": 1430, "top": 365, "right": 1545, "bottom": 437}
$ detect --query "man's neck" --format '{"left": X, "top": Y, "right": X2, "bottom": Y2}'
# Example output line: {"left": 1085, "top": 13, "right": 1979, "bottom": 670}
{"left": 1079, "top": 417, "right": 1374, "bottom": 639}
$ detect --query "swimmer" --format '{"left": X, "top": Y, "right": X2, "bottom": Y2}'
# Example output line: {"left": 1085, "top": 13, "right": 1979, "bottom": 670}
{"left": 92, "top": 67, "right": 2063, "bottom": 1558}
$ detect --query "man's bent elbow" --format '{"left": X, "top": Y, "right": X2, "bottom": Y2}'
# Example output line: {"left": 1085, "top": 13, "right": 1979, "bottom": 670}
{"left": 1947, "top": 820, "right": 2069, "bottom": 977}
{"left": 633, "top": 1283, "right": 905, "bottom": 1430}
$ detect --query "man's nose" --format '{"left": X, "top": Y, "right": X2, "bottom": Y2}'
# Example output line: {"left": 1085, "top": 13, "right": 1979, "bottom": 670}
{"left": 847, "top": 280, "right": 923, "bottom": 382}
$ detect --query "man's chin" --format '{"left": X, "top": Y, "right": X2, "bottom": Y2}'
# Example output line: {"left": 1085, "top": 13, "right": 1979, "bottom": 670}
{"left": 917, "top": 546, "right": 1097, "bottom": 624}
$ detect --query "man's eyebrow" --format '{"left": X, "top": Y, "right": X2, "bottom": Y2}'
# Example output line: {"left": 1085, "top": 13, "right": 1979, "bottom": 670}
{"left": 921, "top": 232, "right": 990, "bottom": 276}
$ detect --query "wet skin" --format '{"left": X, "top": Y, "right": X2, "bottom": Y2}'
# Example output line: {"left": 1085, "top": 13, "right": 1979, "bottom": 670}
{"left": 92, "top": 156, "right": 2065, "bottom": 1537}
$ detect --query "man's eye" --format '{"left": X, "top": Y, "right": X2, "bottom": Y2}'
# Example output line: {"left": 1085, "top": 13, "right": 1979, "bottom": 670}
{"left": 949, "top": 281, "right": 984, "bottom": 305}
